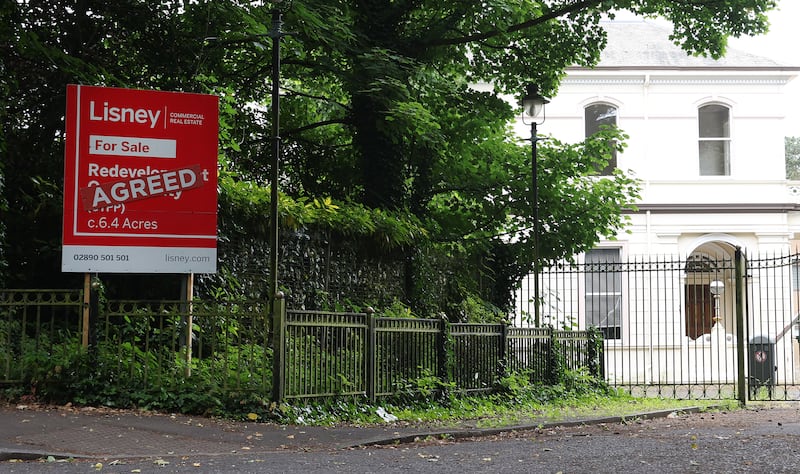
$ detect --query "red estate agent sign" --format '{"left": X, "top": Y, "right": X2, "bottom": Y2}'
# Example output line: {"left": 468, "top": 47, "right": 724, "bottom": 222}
{"left": 62, "top": 85, "right": 219, "bottom": 273}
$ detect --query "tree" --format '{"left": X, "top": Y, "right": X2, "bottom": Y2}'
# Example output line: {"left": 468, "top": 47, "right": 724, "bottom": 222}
{"left": 260, "top": 0, "right": 773, "bottom": 209}
{"left": 1, "top": 1, "right": 776, "bottom": 312}
{"left": 786, "top": 137, "right": 800, "bottom": 180}
{"left": 246, "top": 0, "right": 770, "bottom": 309}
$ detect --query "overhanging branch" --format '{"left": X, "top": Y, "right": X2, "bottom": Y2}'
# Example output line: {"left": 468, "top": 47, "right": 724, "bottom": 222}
{"left": 285, "top": 118, "right": 348, "bottom": 136}
{"left": 427, "top": 0, "right": 603, "bottom": 48}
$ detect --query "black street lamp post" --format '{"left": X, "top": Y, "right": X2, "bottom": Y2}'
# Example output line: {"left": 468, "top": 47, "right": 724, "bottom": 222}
{"left": 521, "top": 84, "right": 548, "bottom": 327}
{"left": 268, "top": 0, "right": 291, "bottom": 402}
{"left": 204, "top": 1, "right": 292, "bottom": 402}
{"left": 268, "top": 2, "right": 288, "bottom": 304}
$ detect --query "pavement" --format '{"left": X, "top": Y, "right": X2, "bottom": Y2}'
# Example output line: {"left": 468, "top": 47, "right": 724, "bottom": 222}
{"left": 0, "top": 403, "right": 707, "bottom": 462}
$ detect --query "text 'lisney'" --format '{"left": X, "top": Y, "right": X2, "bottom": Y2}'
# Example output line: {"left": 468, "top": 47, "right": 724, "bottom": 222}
{"left": 89, "top": 101, "right": 162, "bottom": 129}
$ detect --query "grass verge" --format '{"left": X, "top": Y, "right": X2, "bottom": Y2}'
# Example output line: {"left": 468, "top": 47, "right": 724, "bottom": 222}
{"left": 268, "top": 387, "right": 739, "bottom": 428}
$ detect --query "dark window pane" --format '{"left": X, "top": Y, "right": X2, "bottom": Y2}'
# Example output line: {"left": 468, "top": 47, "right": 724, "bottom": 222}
{"left": 585, "top": 104, "right": 618, "bottom": 176}
{"left": 584, "top": 248, "right": 622, "bottom": 340}
{"left": 699, "top": 105, "right": 729, "bottom": 138}
{"left": 698, "top": 104, "right": 730, "bottom": 176}
{"left": 585, "top": 104, "right": 617, "bottom": 136}
{"left": 699, "top": 140, "right": 730, "bottom": 175}
{"left": 586, "top": 248, "right": 620, "bottom": 264}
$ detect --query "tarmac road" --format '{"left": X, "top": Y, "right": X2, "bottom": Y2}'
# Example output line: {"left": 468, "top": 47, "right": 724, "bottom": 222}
{"left": 1, "top": 405, "right": 799, "bottom": 473}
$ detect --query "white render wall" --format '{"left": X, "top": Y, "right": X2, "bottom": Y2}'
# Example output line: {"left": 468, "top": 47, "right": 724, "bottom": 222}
{"left": 541, "top": 71, "right": 791, "bottom": 183}
{"left": 514, "top": 68, "right": 800, "bottom": 255}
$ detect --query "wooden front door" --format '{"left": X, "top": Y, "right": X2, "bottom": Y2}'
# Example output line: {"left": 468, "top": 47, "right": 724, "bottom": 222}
{"left": 685, "top": 284, "right": 713, "bottom": 340}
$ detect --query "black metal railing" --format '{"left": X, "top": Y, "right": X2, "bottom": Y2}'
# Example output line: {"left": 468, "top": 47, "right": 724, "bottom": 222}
{"left": 0, "top": 290, "right": 84, "bottom": 384}
{"left": 373, "top": 317, "right": 442, "bottom": 398}
{"left": 278, "top": 312, "right": 600, "bottom": 400}
{"left": 7, "top": 251, "right": 800, "bottom": 404}
{"left": 1, "top": 293, "right": 601, "bottom": 403}
{"left": 516, "top": 250, "right": 800, "bottom": 401}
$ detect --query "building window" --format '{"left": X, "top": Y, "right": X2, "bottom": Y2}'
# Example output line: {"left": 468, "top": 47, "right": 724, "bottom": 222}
{"left": 585, "top": 248, "right": 622, "bottom": 339}
{"left": 698, "top": 104, "right": 730, "bottom": 176}
{"left": 585, "top": 103, "right": 618, "bottom": 175}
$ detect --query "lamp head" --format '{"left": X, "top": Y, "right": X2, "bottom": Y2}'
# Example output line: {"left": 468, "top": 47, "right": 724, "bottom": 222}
{"left": 710, "top": 280, "right": 724, "bottom": 296}
{"left": 522, "top": 83, "right": 549, "bottom": 124}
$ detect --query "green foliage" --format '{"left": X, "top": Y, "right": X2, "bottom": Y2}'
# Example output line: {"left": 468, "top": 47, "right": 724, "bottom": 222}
{"left": 219, "top": 174, "right": 429, "bottom": 249}
{"left": 14, "top": 328, "right": 220, "bottom": 413}
{"left": 624, "top": 0, "right": 775, "bottom": 60}
{"left": 562, "top": 367, "right": 611, "bottom": 395}
{"left": 2, "top": 293, "right": 611, "bottom": 425}
{"left": 13, "top": 334, "right": 275, "bottom": 415}
{"left": 459, "top": 294, "right": 506, "bottom": 323}
{"left": 587, "top": 326, "right": 605, "bottom": 378}
{"left": 379, "top": 299, "right": 417, "bottom": 319}
{"left": 389, "top": 369, "right": 456, "bottom": 404}
{"left": 0, "top": 317, "right": 20, "bottom": 379}
{"left": 374, "top": 367, "right": 616, "bottom": 426}
{"left": 497, "top": 370, "right": 534, "bottom": 399}
{"left": 0, "top": 298, "right": 274, "bottom": 416}
{"left": 32, "top": 348, "right": 226, "bottom": 414}
{"left": 284, "top": 332, "right": 365, "bottom": 397}
{"left": 498, "top": 367, "right": 613, "bottom": 404}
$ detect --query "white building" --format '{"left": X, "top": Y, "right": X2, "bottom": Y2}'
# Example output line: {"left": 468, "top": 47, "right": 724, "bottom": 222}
{"left": 515, "top": 20, "right": 800, "bottom": 397}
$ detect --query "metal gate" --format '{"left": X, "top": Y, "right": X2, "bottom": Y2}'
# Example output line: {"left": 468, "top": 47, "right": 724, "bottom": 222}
{"left": 745, "top": 251, "right": 800, "bottom": 401}
{"left": 515, "top": 248, "right": 800, "bottom": 402}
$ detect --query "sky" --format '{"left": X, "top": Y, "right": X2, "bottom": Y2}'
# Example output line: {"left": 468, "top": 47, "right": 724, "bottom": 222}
{"left": 727, "top": 0, "right": 800, "bottom": 135}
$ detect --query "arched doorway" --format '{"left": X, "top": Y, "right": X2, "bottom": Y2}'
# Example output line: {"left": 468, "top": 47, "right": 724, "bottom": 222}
{"left": 684, "top": 241, "right": 737, "bottom": 340}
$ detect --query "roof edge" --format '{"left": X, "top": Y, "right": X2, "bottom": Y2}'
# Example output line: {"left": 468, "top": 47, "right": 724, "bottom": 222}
{"left": 567, "top": 66, "right": 800, "bottom": 72}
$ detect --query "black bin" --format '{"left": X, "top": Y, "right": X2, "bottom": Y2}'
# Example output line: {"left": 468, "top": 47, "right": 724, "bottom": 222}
{"left": 748, "top": 336, "right": 776, "bottom": 397}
